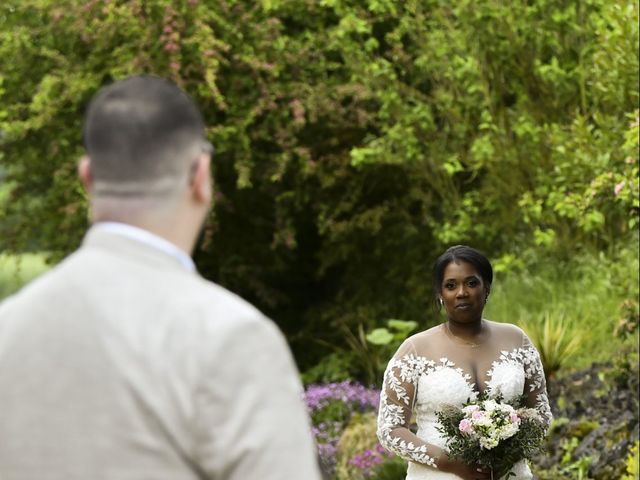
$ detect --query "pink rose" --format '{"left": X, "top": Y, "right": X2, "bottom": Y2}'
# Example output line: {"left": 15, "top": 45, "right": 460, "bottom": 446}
{"left": 614, "top": 181, "right": 625, "bottom": 196}
{"left": 462, "top": 404, "right": 480, "bottom": 414}
{"left": 471, "top": 410, "right": 485, "bottom": 420}
{"left": 459, "top": 419, "right": 473, "bottom": 433}
{"left": 510, "top": 412, "right": 521, "bottom": 424}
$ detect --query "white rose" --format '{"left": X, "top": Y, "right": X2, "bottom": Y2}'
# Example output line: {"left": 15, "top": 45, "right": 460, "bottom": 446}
{"left": 498, "top": 423, "right": 519, "bottom": 440}
{"left": 463, "top": 404, "right": 480, "bottom": 415}
{"left": 483, "top": 400, "right": 498, "bottom": 412}
{"left": 480, "top": 436, "right": 499, "bottom": 450}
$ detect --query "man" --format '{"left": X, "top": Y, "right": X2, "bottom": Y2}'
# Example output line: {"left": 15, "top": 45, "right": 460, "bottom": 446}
{"left": 0, "top": 75, "right": 322, "bottom": 480}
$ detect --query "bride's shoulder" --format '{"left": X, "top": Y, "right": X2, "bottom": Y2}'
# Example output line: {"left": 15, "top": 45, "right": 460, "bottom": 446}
{"left": 485, "top": 319, "right": 526, "bottom": 342}
{"left": 400, "top": 325, "right": 445, "bottom": 351}
{"left": 408, "top": 324, "right": 444, "bottom": 341}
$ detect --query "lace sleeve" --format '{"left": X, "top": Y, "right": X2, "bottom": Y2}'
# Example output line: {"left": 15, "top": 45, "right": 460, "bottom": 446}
{"left": 521, "top": 332, "right": 553, "bottom": 430}
{"left": 376, "top": 339, "right": 444, "bottom": 467}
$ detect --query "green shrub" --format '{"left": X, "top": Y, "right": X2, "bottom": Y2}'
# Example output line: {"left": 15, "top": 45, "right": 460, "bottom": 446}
{"left": 336, "top": 414, "right": 406, "bottom": 480}
{"left": 0, "top": 254, "right": 49, "bottom": 301}
{"left": 622, "top": 441, "right": 639, "bottom": 480}
{"left": 335, "top": 412, "right": 380, "bottom": 480}
{"left": 485, "top": 245, "right": 639, "bottom": 373}
{"left": 520, "top": 312, "right": 584, "bottom": 380}
{"left": 302, "top": 352, "right": 356, "bottom": 385}
{"left": 600, "top": 349, "right": 640, "bottom": 389}
{"left": 566, "top": 419, "right": 600, "bottom": 442}
{"left": 562, "top": 455, "right": 593, "bottom": 480}
{"left": 368, "top": 456, "right": 406, "bottom": 480}
{"left": 307, "top": 319, "right": 418, "bottom": 387}
{"left": 614, "top": 298, "right": 639, "bottom": 338}
{"left": 1, "top": 0, "right": 638, "bottom": 378}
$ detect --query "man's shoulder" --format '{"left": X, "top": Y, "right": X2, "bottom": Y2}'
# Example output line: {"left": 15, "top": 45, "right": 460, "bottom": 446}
{"left": 173, "top": 276, "right": 290, "bottom": 370}
{"left": 2, "top": 248, "right": 266, "bottom": 328}
{"left": 183, "top": 275, "right": 267, "bottom": 325}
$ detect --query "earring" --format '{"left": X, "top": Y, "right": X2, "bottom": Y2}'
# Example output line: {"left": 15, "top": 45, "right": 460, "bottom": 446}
{"left": 438, "top": 298, "right": 444, "bottom": 307}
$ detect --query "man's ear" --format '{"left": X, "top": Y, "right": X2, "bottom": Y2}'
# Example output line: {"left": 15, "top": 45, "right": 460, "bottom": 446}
{"left": 190, "top": 154, "right": 212, "bottom": 205}
{"left": 78, "top": 156, "right": 93, "bottom": 193}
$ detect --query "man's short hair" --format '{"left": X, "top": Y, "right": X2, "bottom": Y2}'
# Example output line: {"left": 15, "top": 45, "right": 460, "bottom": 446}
{"left": 83, "top": 75, "right": 205, "bottom": 198}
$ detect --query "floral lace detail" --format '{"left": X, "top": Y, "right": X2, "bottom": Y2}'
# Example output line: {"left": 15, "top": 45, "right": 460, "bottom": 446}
{"left": 485, "top": 359, "right": 525, "bottom": 401}
{"left": 487, "top": 347, "right": 551, "bottom": 429}
{"left": 536, "top": 393, "right": 553, "bottom": 428}
{"left": 436, "top": 357, "right": 473, "bottom": 383}
{"left": 386, "top": 354, "right": 432, "bottom": 405}
{"left": 378, "top": 428, "right": 436, "bottom": 467}
{"left": 377, "top": 354, "right": 447, "bottom": 466}
{"left": 493, "top": 347, "right": 545, "bottom": 391}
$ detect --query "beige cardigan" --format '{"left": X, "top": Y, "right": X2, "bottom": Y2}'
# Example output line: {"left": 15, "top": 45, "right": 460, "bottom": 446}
{"left": 0, "top": 227, "right": 321, "bottom": 480}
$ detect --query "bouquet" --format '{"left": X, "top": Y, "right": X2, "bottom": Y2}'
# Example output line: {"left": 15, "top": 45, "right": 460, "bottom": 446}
{"left": 436, "top": 394, "right": 546, "bottom": 479}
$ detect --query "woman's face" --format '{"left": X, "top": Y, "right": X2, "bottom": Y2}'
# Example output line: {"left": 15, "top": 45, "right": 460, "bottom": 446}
{"left": 439, "top": 260, "right": 488, "bottom": 323}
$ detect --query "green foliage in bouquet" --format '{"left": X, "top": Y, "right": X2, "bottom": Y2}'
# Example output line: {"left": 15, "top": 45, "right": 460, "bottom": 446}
{"left": 436, "top": 394, "right": 546, "bottom": 479}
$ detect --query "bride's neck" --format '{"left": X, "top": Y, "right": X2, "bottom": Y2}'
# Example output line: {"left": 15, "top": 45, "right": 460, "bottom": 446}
{"left": 446, "top": 318, "right": 485, "bottom": 339}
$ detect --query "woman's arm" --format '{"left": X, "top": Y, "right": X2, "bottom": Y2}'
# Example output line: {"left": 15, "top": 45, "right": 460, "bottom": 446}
{"left": 521, "top": 333, "right": 553, "bottom": 429}
{"left": 376, "top": 339, "right": 445, "bottom": 467}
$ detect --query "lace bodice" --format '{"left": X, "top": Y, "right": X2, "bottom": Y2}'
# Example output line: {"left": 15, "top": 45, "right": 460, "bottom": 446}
{"left": 376, "top": 321, "right": 551, "bottom": 479}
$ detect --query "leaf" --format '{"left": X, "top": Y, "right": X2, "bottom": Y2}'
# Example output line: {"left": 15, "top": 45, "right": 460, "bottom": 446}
{"left": 365, "top": 328, "right": 394, "bottom": 345}
{"left": 387, "top": 319, "right": 418, "bottom": 334}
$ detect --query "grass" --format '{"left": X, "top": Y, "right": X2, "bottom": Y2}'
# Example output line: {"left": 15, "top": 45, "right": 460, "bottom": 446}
{"left": 484, "top": 243, "right": 639, "bottom": 372}
{"left": 0, "top": 253, "right": 50, "bottom": 301}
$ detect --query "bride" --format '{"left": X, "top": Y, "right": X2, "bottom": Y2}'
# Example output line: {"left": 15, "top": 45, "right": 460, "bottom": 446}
{"left": 377, "top": 245, "right": 552, "bottom": 480}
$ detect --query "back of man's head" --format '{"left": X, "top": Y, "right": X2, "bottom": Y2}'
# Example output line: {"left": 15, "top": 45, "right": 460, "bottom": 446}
{"left": 83, "top": 75, "right": 205, "bottom": 199}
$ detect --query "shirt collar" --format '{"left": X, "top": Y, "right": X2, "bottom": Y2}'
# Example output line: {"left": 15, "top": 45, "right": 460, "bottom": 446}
{"left": 92, "top": 222, "right": 196, "bottom": 273}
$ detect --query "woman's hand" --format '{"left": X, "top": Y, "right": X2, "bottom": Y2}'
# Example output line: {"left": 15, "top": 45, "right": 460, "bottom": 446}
{"left": 436, "top": 452, "right": 492, "bottom": 480}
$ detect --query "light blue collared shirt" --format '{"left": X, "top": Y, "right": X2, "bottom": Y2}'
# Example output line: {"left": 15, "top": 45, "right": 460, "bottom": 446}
{"left": 92, "top": 222, "right": 196, "bottom": 273}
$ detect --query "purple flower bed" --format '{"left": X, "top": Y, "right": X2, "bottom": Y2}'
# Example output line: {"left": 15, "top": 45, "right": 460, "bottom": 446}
{"left": 304, "top": 381, "right": 380, "bottom": 412}
{"left": 348, "top": 443, "right": 394, "bottom": 477}
{"left": 304, "top": 381, "right": 382, "bottom": 476}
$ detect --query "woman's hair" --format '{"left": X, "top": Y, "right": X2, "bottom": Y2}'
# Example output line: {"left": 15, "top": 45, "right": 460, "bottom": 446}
{"left": 431, "top": 245, "right": 493, "bottom": 300}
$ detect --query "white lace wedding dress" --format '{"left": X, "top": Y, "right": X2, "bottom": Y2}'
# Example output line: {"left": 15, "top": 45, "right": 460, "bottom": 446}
{"left": 377, "top": 320, "right": 552, "bottom": 480}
